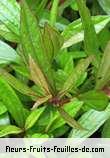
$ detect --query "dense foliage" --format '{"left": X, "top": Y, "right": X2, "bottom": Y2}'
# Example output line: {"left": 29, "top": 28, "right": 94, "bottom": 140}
{"left": 0, "top": 0, "right": 110, "bottom": 138}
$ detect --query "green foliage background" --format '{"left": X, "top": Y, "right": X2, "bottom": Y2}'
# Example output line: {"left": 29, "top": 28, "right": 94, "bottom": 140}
{"left": 0, "top": 0, "right": 110, "bottom": 138}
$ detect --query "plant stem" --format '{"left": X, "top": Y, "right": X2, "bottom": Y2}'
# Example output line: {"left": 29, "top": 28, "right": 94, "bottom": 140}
{"left": 50, "top": 0, "right": 59, "bottom": 26}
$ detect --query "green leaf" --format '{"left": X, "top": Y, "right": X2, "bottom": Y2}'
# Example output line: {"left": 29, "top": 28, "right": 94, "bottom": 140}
{"left": 62, "top": 16, "right": 110, "bottom": 48}
{"left": 20, "top": 0, "right": 41, "bottom": 63}
{"left": 58, "top": 56, "right": 92, "bottom": 97}
{"left": 70, "top": 51, "right": 87, "bottom": 59}
{"left": 31, "top": 133, "right": 49, "bottom": 138}
{"left": 32, "top": 95, "right": 52, "bottom": 109}
{"left": 52, "top": 125, "right": 69, "bottom": 137}
{"left": 20, "top": 0, "right": 55, "bottom": 93}
{"left": 35, "top": 106, "right": 56, "bottom": 128}
{"left": 26, "top": 0, "right": 48, "bottom": 16}
{"left": 0, "top": 69, "right": 38, "bottom": 98}
{"left": 97, "top": 0, "right": 110, "bottom": 14}
{"left": 35, "top": 0, "right": 48, "bottom": 15}
{"left": 55, "top": 70, "right": 67, "bottom": 91}
{"left": 50, "top": 0, "right": 59, "bottom": 26}
{"left": 76, "top": 0, "right": 100, "bottom": 67}
{"left": 0, "top": 102, "right": 7, "bottom": 115}
{"left": 29, "top": 56, "right": 51, "bottom": 95}
{"left": 79, "top": 90, "right": 109, "bottom": 111}
{"left": 0, "top": 77, "right": 25, "bottom": 128}
{"left": 0, "top": 24, "right": 19, "bottom": 42}
{"left": 69, "top": 103, "right": 110, "bottom": 138}
{"left": 96, "top": 41, "right": 110, "bottom": 89}
{"left": 57, "top": 107, "right": 84, "bottom": 130}
{"left": 0, "top": 40, "right": 19, "bottom": 64}
{"left": 40, "top": 11, "right": 69, "bottom": 31}
{"left": 98, "top": 25, "right": 110, "bottom": 51}
{"left": 25, "top": 106, "right": 46, "bottom": 130}
{"left": 55, "top": 51, "right": 74, "bottom": 91}
{"left": 58, "top": 0, "right": 71, "bottom": 15}
{"left": 48, "top": 98, "right": 83, "bottom": 132}
{"left": 43, "top": 23, "right": 63, "bottom": 63}
{"left": 70, "top": 0, "right": 78, "bottom": 11}
{"left": 56, "top": 50, "right": 74, "bottom": 72}
{"left": 75, "top": 72, "right": 87, "bottom": 88}
{"left": 102, "top": 118, "right": 110, "bottom": 138}
{"left": 0, "top": 113, "right": 10, "bottom": 126}
{"left": 12, "top": 65, "right": 30, "bottom": 78}
{"left": 0, "top": 125, "right": 22, "bottom": 137}
{"left": 0, "top": 0, "right": 20, "bottom": 42}
{"left": 31, "top": 85, "right": 45, "bottom": 98}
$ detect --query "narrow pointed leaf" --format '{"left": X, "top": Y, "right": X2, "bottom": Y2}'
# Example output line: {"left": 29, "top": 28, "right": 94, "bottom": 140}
{"left": 96, "top": 41, "right": 110, "bottom": 89}
{"left": 76, "top": 0, "right": 100, "bottom": 67}
{"left": 50, "top": 0, "right": 59, "bottom": 26}
{"left": 0, "top": 77, "right": 25, "bottom": 127}
{"left": 0, "top": 0, "right": 20, "bottom": 42}
{"left": 57, "top": 107, "right": 84, "bottom": 130}
{"left": 0, "top": 40, "right": 19, "bottom": 64}
{"left": 62, "top": 16, "right": 110, "bottom": 48}
{"left": 43, "top": 23, "right": 63, "bottom": 63}
{"left": 0, "top": 24, "right": 19, "bottom": 42}
{"left": 97, "top": 0, "right": 110, "bottom": 14}
{"left": 29, "top": 56, "right": 51, "bottom": 95}
{"left": 11, "top": 65, "right": 30, "bottom": 78}
{"left": 0, "top": 102, "right": 7, "bottom": 115}
{"left": 26, "top": 0, "right": 48, "bottom": 16}
{"left": 20, "top": 0, "right": 55, "bottom": 93}
{"left": 20, "top": 0, "right": 42, "bottom": 63}
{"left": 69, "top": 103, "right": 110, "bottom": 138}
{"left": 79, "top": 90, "right": 109, "bottom": 111}
{"left": 31, "top": 133, "right": 49, "bottom": 138}
{"left": 32, "top": 95, "right": 52, "bottom": 109}
{"left": 59, "top": 56, "right": 93, "bottom": 97}
{"left": 0, "top": 125, "right": 22, "bottom": 137}
{"left": 25, "top": 106, "right": 46, "bottom": 130}
{"left": 49, "top": 98, "right": 83, "bottom": 132}
{"left": 102, "top": 118, "right": 110, "bottom": 138}
{"left": 0, "top": 69, "right": 38, "bottom": 98}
